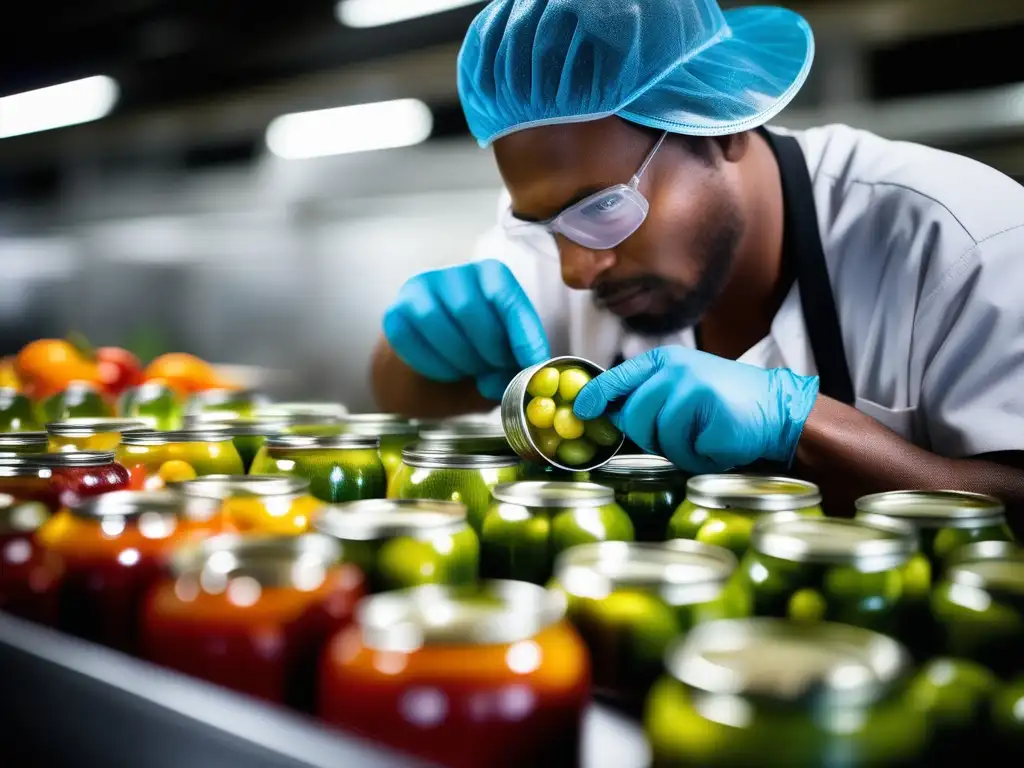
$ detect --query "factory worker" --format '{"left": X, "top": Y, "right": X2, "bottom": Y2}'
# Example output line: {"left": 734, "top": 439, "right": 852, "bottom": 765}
{"left": 371, "top": 0, "right": 1024, "bottom": 517}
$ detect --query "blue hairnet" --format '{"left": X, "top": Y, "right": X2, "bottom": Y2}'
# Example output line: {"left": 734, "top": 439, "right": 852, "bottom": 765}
{"left": 458, "top": 0, "right": 814, "bottom": 147}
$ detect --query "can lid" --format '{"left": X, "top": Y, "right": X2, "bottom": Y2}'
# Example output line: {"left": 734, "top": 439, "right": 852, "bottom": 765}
{"left": 341, "top": 413, "right": 418, "bottom": 436}
{"left": 121, "top": 430, "right": 235, "bottom": 445}
{"left": 181, "top": 415, "right": 290, "bottom": 436}
{"left": 751, "top": 515, "right": 916, "bottom": 569}
{"left": 263, "top": 434, "right": 380, "bottom": 451}
{"left": 555, "top": 540, "right": 736, "bottom": 606}
{"left": 28, "top": 451, "right": 117, "bottom": 468}
{"left": 359, "top": 580, "right": 567, "bottom": 651}
{"left": 172, "top": 533, "right": 342, "bottom": 590}
{"left": 0, "top": 457, "right": 43, "bottom": 477}
{"left": 401, "top": 447, "right": 520, "bottom": 470}
{"left": 592, "top": 454, "right": 682, "bottom": 479}
{"left": 0, "top": 495, "right": 51, "bottom": 535}
{"left": 0, "top": 432, "right": 49, "bottom": 450}
{"left": 855, "top": 490, "right": 1006, "bottom": 530}
{"left": 946, "top": 541, "right": 1024, "bottom": 596}
{"left": 686, "top": 475, "right": 822, "bottom": 512}
{"left": 491, "top": 481, "right": 614, "bottom": 509}
{"left": 314, "top": 499, "right": 468, "bottom": 541}
{"left": 45, "top": 418, "right": 150, "bottom": 437}
{"left": 174, "top": 475, "right": 310, "bottom": 500}
{"left": 70, "top": 490, "right": 187, "bottom": 520}
{"left": 666, "top": 618, "right": 911, "bottom": 708}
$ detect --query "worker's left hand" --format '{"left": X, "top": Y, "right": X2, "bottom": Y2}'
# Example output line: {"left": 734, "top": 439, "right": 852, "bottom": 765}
{"left": 573, "top": 346, "right": 820, "bottom": 474}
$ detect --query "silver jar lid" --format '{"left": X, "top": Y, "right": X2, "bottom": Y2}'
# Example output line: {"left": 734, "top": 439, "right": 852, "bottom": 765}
{"left": 555, "top": 540, "right": 736, "bottom": 606}
{"left": 263, "top": 434, "right": 380, "bottom": 451}
{"left": 341, "top": 413, "right": 418, "bottom": 437}
{"left": 751, "top": 514, "right": 916, "bottom": 570}
{"left": 592, "top": 455, "right": 682, "bottom": 479}
{"left": 359, "top": 580, "right": 567, "bottom": 651}
{"left": 401, "top": 446, "right": 520, "bottom": 470}
{"left": 174, "top": 475, "right": 310, "bottom": 500}
{"left": 314, "top": 499, "right": 468, "bottom": 541}
{"left": 945, "top": 541, "right": 1024, "bottom": 596}
{"left": 184, "top": 388, "right": 269, "bottom": 414}
{"left": 855, "top": 490, "right": 1006, "bottom": 530}
{"left": 0, "top": 432, "right": 49, "bottom": 453}
{"left": 491, "top": 481, "right": 615, "bottom": 509}
{"left": 121, "top": 430, "right": 235, "bottom": 445}
{"left": 46, "top": 418, "right": 150, "bottom": 437}
{"left": 686, "top": 474, "right": 822, "bottom": 512}
{"left": 182, "top": 415, "right": 290, "bottom": 436}
{"left": 666, "top": 618, "right": 911, "bottom": 709}
{"left": 256, "top": 402, "right": 348, "bottom": 419}
{"left": 27, "top": 451, "right": 117, "bottom": 468}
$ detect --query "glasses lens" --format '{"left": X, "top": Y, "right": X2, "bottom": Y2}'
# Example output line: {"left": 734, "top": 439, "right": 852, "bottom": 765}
{"left": 553, "top": 186, "right": 649, "bottom": 250}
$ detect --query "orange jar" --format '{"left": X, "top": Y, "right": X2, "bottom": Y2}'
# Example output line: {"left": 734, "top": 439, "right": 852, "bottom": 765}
{"left": 37, "top": 490, "right": 221, "bottom": 652}
{"left": 0, "top": 494, "right": 63, "bottom": 626}
{"left": 173, "top": 475, "right": 323, "bottom": 535}
{"left": 142, "top": 534, "right": 364, "bottom": 710}
{"left": 318, "top": 581, "right": 591, "bottom": 768}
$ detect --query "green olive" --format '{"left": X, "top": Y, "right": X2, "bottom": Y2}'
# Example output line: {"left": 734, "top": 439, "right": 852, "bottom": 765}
{"left": 788, "top": 588, "right": 827, "bottom": 623}
{"left": 553, "top": 406, "right": 585, "bottom": 440}
{"left": 527, "top": 367, "right": 560, "bottom": 398}
{"left": 557, "top": 438, "right": 597, "bottom": 466}
{"left": 694, "top": 513, "right": 755, "bottom": 558}
{"left": 525, "top": 397, "right": 557, "bottom": 429}
{"left": 583, "top": 415, "right": 621, "bottom": 447}
{"left": 533, "top": 428, "right": 562, "bottom": 457}
{"left": 557, "top": 367, "right": 592, "bottom": 403}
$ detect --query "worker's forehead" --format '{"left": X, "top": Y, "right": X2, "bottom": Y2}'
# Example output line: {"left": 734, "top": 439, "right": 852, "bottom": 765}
{"left": 494, "top": 118, "right": 651, "bottom": 175}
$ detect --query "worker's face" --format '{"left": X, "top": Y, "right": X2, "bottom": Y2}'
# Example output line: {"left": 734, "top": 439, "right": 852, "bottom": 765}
{"left": 494, "top": 118, "right": 744, "bottom": 336}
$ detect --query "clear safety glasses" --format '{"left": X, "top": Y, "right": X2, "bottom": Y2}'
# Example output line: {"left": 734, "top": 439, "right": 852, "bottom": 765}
{"left": 503, "top": 131, "right": 668, "bottom": 251}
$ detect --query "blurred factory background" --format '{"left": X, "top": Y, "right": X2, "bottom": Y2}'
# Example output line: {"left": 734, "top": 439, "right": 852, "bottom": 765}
{"left": 2, "top": 0, "right": 1024, "bottom": 409}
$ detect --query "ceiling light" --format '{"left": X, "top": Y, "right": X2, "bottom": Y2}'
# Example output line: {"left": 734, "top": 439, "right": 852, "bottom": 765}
{"left": 0, "top": 76, "right": 119, "bottom": 140}
{"left": 266, "top": 99, "right": 433, "bottom": 160}
{"left": 336, "top": 0, "right": 480, "bottom": 29}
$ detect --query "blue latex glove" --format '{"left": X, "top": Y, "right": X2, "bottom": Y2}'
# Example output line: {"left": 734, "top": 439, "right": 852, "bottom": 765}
{"left": 383, "top": 260, "right": 551, "bottom": 401}
{"left": 574, "top": 346, "right": 820, "bottom": 473}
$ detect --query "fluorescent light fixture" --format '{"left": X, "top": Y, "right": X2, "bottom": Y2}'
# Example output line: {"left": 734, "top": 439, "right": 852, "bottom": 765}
{"left": 336, "top": 0, "right": 479, "bottom": 28}
{"left": 0, "top": 76, "right": 119, "bottom": 140}
{"left": 266, "top": 99, "right": 433, "bottom": 160}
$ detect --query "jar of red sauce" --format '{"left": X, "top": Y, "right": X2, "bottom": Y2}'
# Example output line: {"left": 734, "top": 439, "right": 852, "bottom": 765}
{"left": 0, "top": 452, "right": 131, "bottom": 510}
{"left": 318, "top": 581, "right": 591, "bottom": 768}
{"left": 0, "top": 494, "right": 63, "bottom": 626}
{"left": 37, "top": 490, "right": 221, "bottom": 653}
{"left": 141, "top": 533, "right": 364, "bottom": 711}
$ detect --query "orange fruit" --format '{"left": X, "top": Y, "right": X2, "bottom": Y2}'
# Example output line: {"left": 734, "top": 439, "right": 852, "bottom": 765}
{"left": 143, "top": 353, "right": 220, "bottom": 395}
{"left": 16, "top": 340, "right": 102, "bottom": 400}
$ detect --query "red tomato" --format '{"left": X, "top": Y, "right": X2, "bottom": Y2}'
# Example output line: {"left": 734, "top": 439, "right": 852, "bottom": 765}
{"left": 96, "top": 347, "right": 143, "bottom": 396}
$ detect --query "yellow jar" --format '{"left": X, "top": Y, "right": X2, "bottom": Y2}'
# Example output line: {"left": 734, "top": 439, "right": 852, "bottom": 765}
{"left": 46, "top": 418, "right": 150, "bottom": 453}
{"left": 117, "top": 430, "right": 245, "bottom": 491}
{"left": 173, "top": 475, "right": 323, "bottom": 535}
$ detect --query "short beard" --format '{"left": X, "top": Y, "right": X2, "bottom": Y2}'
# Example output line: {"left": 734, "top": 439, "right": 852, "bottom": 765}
{"left": 595, "top": 205, "right": 743, "bottom": 338}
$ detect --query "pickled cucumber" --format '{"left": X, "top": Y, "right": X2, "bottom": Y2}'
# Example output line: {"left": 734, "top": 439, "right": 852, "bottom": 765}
{"left": 527, "top": 367, "right": 560, "bottom": 398}
{"left": 526, "top": 397, "right": 557, "bottom": 429}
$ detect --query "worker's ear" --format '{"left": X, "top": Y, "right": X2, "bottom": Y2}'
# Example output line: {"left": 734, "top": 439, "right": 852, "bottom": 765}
{"left": 713, "top": 132, "right": 751, "bottom": 164}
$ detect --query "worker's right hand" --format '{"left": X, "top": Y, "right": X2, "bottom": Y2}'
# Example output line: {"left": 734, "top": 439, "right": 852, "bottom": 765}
{"left": 383, "top": 260, "right": 551, "bottom": 401}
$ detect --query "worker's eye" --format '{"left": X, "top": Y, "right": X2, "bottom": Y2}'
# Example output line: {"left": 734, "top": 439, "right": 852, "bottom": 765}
{"left": 581, "top": 193, "right": 624, "bottom": 218}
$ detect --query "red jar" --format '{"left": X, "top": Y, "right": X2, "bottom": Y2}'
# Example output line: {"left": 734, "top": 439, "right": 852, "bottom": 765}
{"left": 0, "top": 452, "right": 131, "bottom": 510}
{"left": 37, "top": 490, "right": 221, "bottom": 652}
{"left": 0, "top": 494, "right": 63, "bottom": 625}
{"left": 142, "top": 533, "right": 364, "bottom": 711}
{"left": 318, "top": 581, "right": 591, "bottom": 768}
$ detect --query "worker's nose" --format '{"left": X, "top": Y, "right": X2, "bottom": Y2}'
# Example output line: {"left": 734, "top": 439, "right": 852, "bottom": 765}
{"left": 557, "top": 237, "right": 616, "bottom": 291}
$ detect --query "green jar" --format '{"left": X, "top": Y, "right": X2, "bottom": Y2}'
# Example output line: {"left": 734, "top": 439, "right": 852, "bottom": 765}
{"left": 667, "top": 475, "right": 823, "bottom": 559}
{"left": 0, "top": 432, "right": 49, "bottom": 457}
{"left": 991, "top": 676, "right": 1024, "bottom": 761}
{"left": 389, "top": 448, "right": 524, "bottom": 533}
{"left": 185, "top": 388, "right": 270, "bottom": 419}
{"left": 339, "top": 414, "right": 419, "bottom": 487}
{"left": 592, "top": 455, "right": 689, "bottom": 543}
{"left": 183, "top": 415, "right": 288, "bottom": 473}
{"left": 644, "top": 618, "right": 929, "bottom": 768}
{"left": 0, "top": 388, "right": 40, "bottom": 432}
{"left": 552, "top": 540, "right": 742, "bottom": 706}
{"left": 737, "top": 514, "right": 918, "bottom": 638}
{"left": 39, "top": 382, "right": 113, "bottom": 423}
{"left": 931, "top": 541, "right": 1024, "bottom": 678}
{"left": 118, "top": 382, "right": 183, "bottom": 430}
{"left": 249, "top": 435, "right": 387, "bottom": 504}
{"left": 480, "top": 482, "right": 635, "bottom": 585}
{"left": 314, "top": 498, "right": 478, "bottom": 592}
{"left": 415, "top": 423, "right": 514, "bottom": 456}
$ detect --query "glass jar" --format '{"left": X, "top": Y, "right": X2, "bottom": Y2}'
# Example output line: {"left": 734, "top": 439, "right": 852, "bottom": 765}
{"left": 552, "top": 540, "right": 743, "bottom": 706}
{"left": 991, "top": 676, "right": 1024, "bottom": 761}
{"left": 0, "top": 431, "right": 49, "bottom": 457}
{"left": 174, "top": 475, "right": 323, "bottom": 535}
{"left": 736, "top": 514, "right": 918, "bottom": 638}
{"left": 667, "top": 475, "right": 824, "bottom": 558}
{"left": 0, "top": 494, "right": 62, "bottom": 626}
{"left": 184, "top": 388, "right": 270, "bottom": 419}
{"left": 256, "top": 402, "right": 348, "bottom": 436}
{"left": 249, "top": 435, "right": 387, "bottom": 504}
{"left": 0, "top": 388, "right": 40, "bottom": 432}
{"left": 118, "top": 382, "right": 183, "bottom": 431}
{"left": 318, "top": 581, "right": 590, "bottom": 768}
{"left": 314, "top": 499, "right": 479, "bottom": 592}
{"left": 117, "top": 429, "right": 246, "bottom": 490}
{"left": 39, "top": 381, "right": 114, "bottom": 423}
{"left": 480, "top": 482, "right": 635, "bottom": 585}
{"left": 591, "top": 455, "right": 689, "bottom": 542}
{"left": 390, "top": 448, "right": 525, "bottom": 533}
{"left": 0, "top": 452, "right": 131, "bottom": 510}
{"left": 931, "top": 541, "right": 1024, "bottom": 678}
{"left": 141, "top": 533, "right": 363, "bottom": 711}
{"left": 644, "top": 619, "right": 930, "bottom": 767}
{"left": 415, "top": 423, "right": 514, "bottom": 456}
{"left": 182, "top": 415, "right": 288, "bottom": 472}
{"left": 38, "top": 490, "right": 222, "bottom": 652}
{"left": 339, "top": 413, "right": 419, "bottom": 485}
{"left": 46, "top": 418, "right": 149, "bottom": 453}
